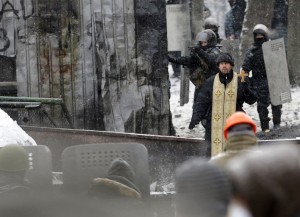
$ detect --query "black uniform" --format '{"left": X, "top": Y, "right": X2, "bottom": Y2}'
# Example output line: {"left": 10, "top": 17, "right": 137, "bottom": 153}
{"left": 169, "top": 46, "right": 221, "bottom": 101}
{"left": 189, "top": 70, "right": 257, "bottom": 143}
{"left": 169, "top": 29, "right": 222, "bottom": 102}
{"left": 242, "top": 28, "right": 282, "bottom": 131}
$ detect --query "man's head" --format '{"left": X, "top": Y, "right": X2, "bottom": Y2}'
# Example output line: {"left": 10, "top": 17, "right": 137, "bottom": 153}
{"left": 107, "top": 158, "right": 135, "bottom": 183}
{"left": 227, "top": 144, "right": 300, "bottom": 217}
{"left": 216, "top": 53, "right": 234, "bottom": 74}
{"left": 195, "top": 29, "right": 217, "bottom": 48}
{"left": 175, "top": 158, "right": 232, "bottom": 217}
{"left": 253, "top": 24, "right": 269, "bottom": 45}
{"left": 224, "top": 112, "right": 257, "bottom": 140}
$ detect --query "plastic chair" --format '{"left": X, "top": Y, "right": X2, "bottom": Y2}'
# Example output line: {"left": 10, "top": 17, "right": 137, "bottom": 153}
{"left": 23, "top": 145, "right": 53, "bottom": 188}
{"left": 62, "top": 143, "right": 150, "bottom": 196}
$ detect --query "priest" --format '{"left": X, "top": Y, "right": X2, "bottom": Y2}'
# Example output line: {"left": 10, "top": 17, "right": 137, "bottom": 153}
{"left": 189, "top": 53, "right": 257, "bottom": 157}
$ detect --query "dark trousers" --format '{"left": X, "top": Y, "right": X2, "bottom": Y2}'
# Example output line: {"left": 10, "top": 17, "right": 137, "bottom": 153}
{"left": 253, "top": 79, "right": 282, "bottom": 131}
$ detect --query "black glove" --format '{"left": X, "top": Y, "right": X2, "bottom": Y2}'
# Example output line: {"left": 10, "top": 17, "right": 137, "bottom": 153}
{"left": 168, "top": 55, "right": 177, "bottom": 64}
{"left": 189, "top": 121, "right": 196, "bottom": 130}
{"left": 241, "top": 80, "right": 249, "bottom": 88}
{"left": 241, "top": 79, "right": 251, "bottom": 95}
{"left": 193, "top": 44, "right": 202, "bottom": 53}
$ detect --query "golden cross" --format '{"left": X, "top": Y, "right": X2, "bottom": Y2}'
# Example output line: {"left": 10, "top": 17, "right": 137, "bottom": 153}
{"left": 215, "top": 90, "right": 222, "bottom": 97}
{"left": 213, "top": 138, "right": 221, "bottom": 146}
{"left": 238, "top": 70, "right": 249, "bottom": 82}
{"left": 227, "top": 90, "right": 234, "bottom": 97}
{"left": 214, "top": 114, "right": 221, "bottom": 121}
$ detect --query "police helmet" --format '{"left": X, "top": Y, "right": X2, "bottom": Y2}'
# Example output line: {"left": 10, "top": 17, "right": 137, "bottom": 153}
{"left": 204, "top": 17, "right": 220, "bottom": 32}
{"left": 253, "top": 24, "right": 269, "bottom": 41}
{"left": 0, "top": 144, "right": 29, "bottom": 172}
{"left": 195, "top": 29, "right": 217, "bottom": 47}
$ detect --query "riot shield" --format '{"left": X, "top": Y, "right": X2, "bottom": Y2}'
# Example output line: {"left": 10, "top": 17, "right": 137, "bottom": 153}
{"left": 220, "top": 39, "right": 240, "bottom": 72}
{"left": 262, "top": 38, "right": 291, "bottom": 105}
{"left": 166, "top": 4, "right": 191, "bottom": 51}
{"left": 180, "top": 40, "right": 190, "bottom": 106}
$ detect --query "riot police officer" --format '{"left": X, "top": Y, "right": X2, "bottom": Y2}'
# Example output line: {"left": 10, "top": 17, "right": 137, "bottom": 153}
{"left": 242, "top": 24, "right": 282, "bottom": 133}
{"left": 168, "top": 29, "right": 222, "bottom": 102}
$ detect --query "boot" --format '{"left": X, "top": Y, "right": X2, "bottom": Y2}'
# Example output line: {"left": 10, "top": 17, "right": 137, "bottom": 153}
{"left": 273, "top": 117, "right": 281, "bottom": 130}
{"left": 260, "top": 118, "right": 270, "bottom": 133}
{"left": 272, "top": 105, "right": 282, "bottom": 130}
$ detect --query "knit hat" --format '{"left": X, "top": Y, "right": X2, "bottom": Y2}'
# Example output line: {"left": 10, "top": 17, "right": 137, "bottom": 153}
{"left": 107, "top": 158, "right": 135, "bottom": 183}
{"left": 175, "top": 158, "right": 232, "bottom": 217}
{"left": 216, "top": 53, "right": 235, "bottom": 66}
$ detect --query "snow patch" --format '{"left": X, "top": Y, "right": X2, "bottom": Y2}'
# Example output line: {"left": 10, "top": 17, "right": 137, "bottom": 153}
{"left": 0, "top": 109, "right": 37, "bottom": 147}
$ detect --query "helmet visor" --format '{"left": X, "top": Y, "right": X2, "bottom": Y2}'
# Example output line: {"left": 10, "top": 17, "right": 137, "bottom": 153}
{"left": 197, "top": 32, "right": 209, "bottom": 42}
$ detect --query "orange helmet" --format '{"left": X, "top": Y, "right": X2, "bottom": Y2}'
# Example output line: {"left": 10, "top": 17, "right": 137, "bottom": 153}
{"left": 224, "top": 112, "right": 256, "bottom": 140}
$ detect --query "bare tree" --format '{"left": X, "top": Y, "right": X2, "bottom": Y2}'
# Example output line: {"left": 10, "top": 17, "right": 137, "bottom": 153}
{"left": 240, "top": 0, "right": 275, "bottom": 60}
{"left": 287, "top": 0, "right": 300, "bottom": 85}
{"left": 191, "top": 0, "right": 204, "bottom": 40}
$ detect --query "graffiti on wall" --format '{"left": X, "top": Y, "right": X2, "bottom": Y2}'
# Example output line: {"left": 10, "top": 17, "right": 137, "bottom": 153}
{"left": 0, "top": 0, "right": 34, "bottom": 55}
{"left": 0, "top": 0, "right": 34, "bottom": 21}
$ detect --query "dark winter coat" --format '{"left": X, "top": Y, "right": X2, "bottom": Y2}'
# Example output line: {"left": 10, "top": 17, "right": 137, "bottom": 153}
{"left": 242, "top": 45, "right": 267, "bottom": 81}
{"left": 190, "top": 70, "right": 257, "bottom": 141}
{"left": 242, "top": 41, "right": 282, "bottom": 130}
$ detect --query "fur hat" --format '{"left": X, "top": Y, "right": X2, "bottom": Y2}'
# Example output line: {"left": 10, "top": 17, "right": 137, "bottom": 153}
{"left": 216, "top": 53, "right": 235, "bottom": 66}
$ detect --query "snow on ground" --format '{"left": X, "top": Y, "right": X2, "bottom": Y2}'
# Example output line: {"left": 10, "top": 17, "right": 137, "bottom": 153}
{"left": 0, "top": 109, "right": 37, "bottom": 146}
{"left": 169, "top": 64, "right": 300, "bottom": 138}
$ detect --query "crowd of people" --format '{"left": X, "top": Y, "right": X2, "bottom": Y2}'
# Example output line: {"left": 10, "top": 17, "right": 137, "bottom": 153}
{"left": 168, "top": 0, "right": 288, "bottom": 157}
{"left": 0, "top": 1, "right": 295, "bottom": 217}
{"left": 1, "top": 112, "right": 299, "bottom": 217}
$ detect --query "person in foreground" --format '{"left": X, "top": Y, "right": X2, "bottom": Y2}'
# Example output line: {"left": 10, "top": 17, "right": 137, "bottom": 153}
{"left": 226, "top": 143, "right": 300, "bottom": 217}
{"left": 175, "top": 158, "right": 232, "bottom": 217}
{"left": 210, "top": 111, "right": 258, "bottom": 166}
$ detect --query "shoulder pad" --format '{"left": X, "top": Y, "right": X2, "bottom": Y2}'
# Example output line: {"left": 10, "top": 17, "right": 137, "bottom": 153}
{"left": 209, "top": 47, "right": 221, "bottom": 55}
